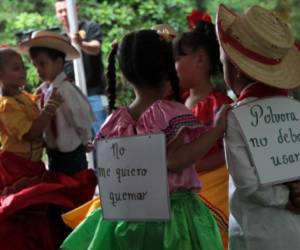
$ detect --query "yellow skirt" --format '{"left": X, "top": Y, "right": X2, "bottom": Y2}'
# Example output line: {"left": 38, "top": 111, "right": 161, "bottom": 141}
{"left": 62, "top": 197, "right": 101, "bottom": 229}
{"left": 198, "top": 164, "right": 228, "bottom": 250}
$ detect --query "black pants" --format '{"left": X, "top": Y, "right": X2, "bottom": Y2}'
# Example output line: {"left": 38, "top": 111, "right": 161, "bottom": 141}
{"left": 47, "top": 145, "right": 87, "bottom": 175}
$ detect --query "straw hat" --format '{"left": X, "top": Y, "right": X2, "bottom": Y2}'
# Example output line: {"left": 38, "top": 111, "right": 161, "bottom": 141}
{"left": 216, "top": 4, "right": 300, "bottom": 89}
{"left": 18, "top": 30, "right": 79, "bottom": 60}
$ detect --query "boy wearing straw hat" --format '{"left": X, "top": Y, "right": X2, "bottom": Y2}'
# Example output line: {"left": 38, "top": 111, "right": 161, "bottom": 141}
{"left": 19, "top": 30, "right": 94, "bottom": 175}
{"left": 216, "top": 4, "right": 300, "bottom": 250}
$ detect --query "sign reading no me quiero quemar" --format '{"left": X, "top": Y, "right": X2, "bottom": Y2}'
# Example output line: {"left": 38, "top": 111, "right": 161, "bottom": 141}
{"left": 95, "top": 133, "right": 170, "bottom": 221}
{"left": 232, "top": 97, "right": 300, "bottom": 185}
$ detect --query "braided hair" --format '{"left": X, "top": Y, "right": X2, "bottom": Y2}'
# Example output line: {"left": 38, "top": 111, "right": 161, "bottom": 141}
{"left": 106, "top": 29, "right": 182, "bottom": 113}
{"left": 106, "top": 43, "right": 118, "bottom": 113}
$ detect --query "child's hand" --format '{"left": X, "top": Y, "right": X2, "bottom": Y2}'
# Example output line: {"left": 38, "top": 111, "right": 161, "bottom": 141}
{"left": 286, "top": 200, "right": 300, "bottom": 214}
{"left": 286, "top": 181, "right": 300, "bottom": 210}
{"left": 43, "top": 88, "right": 64, "bottom": 115}
{"left": 49, "top": 88, "right": 64, "bottom": 104}
{"left": 213, "top": 104, "right": 230, "bottom": 134}
{"left": 85, "top": 141, "right": 95, "bottom": 153}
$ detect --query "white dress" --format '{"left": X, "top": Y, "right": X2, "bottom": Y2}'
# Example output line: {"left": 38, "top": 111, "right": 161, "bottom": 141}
{"left": 225, "top": 97, "right": 300, "bottom": 250}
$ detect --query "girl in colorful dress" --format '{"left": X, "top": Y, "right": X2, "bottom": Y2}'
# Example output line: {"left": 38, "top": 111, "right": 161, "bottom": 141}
{"left": 0, "top": 47, "right": 96, "bottom": 250}
{"left": 173, "top": 10, "right": 232, "bottom": 248}
{"left": 61, "top": 29, "right": 229, "bottom": 250}
{"left": 216, "top": 4, "right": 300, "bottom": 250}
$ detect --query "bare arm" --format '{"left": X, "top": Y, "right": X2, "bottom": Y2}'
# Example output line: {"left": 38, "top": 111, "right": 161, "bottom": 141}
{"left": 167, "top": 104, "right": 229, "bottom": 172}
{"left": 23, "top": 110, "right": 56, "bottom": 141}
{"left": 196, "top": 149, "right": 225, "bottom": 171}
{"left": 71, "top": 32, "right": 100, "bottom": 55}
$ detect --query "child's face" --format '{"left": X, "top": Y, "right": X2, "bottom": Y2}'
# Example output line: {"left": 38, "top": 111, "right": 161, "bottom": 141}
{"left": 32, "top": 52, "right": 62, "bottom": 82}
{"left": 0, "top": 54, "right": 26, "bottom": 88}
{"left": 175, "top": 50, "right": 203, "bottom": 90}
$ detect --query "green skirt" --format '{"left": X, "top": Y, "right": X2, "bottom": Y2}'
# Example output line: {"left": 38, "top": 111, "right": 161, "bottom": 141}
{"left": 61, "top": 192, "right": 223, "bottom": 250}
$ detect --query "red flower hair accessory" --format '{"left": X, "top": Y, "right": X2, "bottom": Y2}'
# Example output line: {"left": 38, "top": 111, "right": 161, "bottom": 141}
{"left": 187, "top": 10, "right": 212, "bottom": 30}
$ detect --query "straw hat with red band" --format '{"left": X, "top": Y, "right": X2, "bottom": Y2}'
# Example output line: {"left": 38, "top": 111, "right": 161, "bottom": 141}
{"left": 18, "top": 30, "right": 79, "bottom": 61}
{"left": 216, "top": 4, "right": 300, "bottom": 89}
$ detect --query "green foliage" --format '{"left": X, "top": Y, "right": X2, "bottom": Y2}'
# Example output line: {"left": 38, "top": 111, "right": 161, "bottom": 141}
{"left": 0, "top": 0, "right": 196, "bottom": 105}
{"left": 1, "top": 0, "right": 300, "bottom": 104}
{"left": 204, "top": 0, "right": 300, "bottom": 40}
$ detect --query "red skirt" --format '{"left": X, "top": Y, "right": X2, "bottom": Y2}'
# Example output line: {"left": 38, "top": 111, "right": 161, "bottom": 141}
{"left": 0, "top": 151, "right": 97, "bottom": 250}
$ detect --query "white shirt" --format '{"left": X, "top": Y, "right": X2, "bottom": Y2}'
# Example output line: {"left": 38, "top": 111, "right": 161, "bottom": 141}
{"left": 225, "top": 97, "right": 300, "bottom": 250}
{"left": 39, "top": 72, "right": 94, "bottom": 152}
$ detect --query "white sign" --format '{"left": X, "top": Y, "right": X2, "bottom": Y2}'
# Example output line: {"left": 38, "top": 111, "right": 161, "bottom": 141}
{"left": 232, "top": 97, "right": 300, "bottom": 185}
{"left": 96, "top": 133, "right": 170, "bottom": 221}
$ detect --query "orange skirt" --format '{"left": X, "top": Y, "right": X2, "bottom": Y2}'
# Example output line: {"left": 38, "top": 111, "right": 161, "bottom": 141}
{"left": 198, "top": 164, "right": 228, "bottom": 249}
{"left": 62, "top": 196, "right": 101, "bottom": 229}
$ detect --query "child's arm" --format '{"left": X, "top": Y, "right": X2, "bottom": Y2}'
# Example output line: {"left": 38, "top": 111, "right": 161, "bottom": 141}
{"left": 196, "top": 149, "right": 225, "bottom": 171}
{"left": 58, "top": 82, "right": 94, "bottom": 145}
{"left": 23, "top": 89, "right": 63, "bottom": 141}
{"left": 167, "top": 104, "right": 229, "bottom": 172}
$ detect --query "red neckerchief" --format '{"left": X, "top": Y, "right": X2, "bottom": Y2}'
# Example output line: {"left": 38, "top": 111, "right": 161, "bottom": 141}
{"left": 237, "top": 82, "right": 288, "bottom": 101}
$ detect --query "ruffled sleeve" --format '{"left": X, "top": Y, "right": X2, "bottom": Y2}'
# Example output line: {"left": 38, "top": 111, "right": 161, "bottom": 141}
{"left": 97, "top": 108, "right": 137, "bottom": 139}
{"left": 0, "top": 98, "right": 32, "bottom": 140}
{"left": 138, "top": 100, "right": 207, "bottom": 144}
{"left": 98, "top": 100, "right": 207, "bottom": 143}
{"left": 192, "top": 91, "right": 233, "bottom": 126}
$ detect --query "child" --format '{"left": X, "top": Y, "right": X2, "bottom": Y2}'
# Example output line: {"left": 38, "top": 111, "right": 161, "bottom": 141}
{"left": 61, "top": 29, "right": 229, "bottom": 250}
{"left": 0, "top": 48, "right": 96, "bottom": 249}
{"left": 216, "top": 4, "right": 300, "bottom": 249}
{"left": 173, "top": 10, "right": 232, "bottom": 248}
{"left": 19, "top": 30, "right": 94, "bottom": 175}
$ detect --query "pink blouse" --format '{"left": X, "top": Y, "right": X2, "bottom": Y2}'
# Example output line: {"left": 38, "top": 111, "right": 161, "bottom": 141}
{"left": 96, "top": 100, "right": 207, "bottom": 193}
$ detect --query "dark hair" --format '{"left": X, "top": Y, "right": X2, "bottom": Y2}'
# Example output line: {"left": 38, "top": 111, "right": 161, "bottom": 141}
{"left": 29, "top": 47, "right": 66, "bottom": 62}
{"left": 0, "top": 48, "right": 20, "bottom": 71}
{"left": 106, "top": 29, "right": 181, "bottom": 113}
{"left": 173, "top": 21, "right": 221, "bottom": 76}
